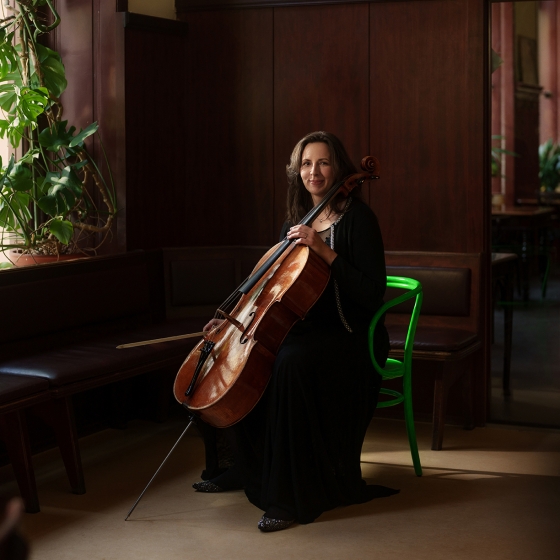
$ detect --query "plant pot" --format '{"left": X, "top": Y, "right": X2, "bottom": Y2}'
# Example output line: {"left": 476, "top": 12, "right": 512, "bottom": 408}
{"left": 491, "top": 193, "right": 505, "bottom": 208}
{"left": 9, "top": 251, "right": 87, "bottom": 268}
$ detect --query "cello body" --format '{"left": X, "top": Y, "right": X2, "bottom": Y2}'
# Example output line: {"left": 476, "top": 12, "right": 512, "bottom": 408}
{"left": 173, "top": 242, "right": 330, "bottom": 428}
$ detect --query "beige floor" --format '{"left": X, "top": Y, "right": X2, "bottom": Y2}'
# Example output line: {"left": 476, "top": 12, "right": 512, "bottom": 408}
{"left": 3, "top": 417, "right": 560, "bottom": 560}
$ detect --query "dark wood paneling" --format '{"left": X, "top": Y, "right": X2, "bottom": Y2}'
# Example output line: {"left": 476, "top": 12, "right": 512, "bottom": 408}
{"left": 180, "top": 9, "right": 274, "bottom": 247}
{"left": 370, "top": 0, "right": 487, "bottom": 254}
{"left": 177, "top": 0, "right": 370, "bottom": 10}
{"left": 94, "top": 2, "right": 126, "bottom": 253}
{"left": 55, "top": 2, "right": 97, "bottom": 252}
{"left": 54, "top": 1, "right": 124, "bottom": 254}
{"left": 273, "top": 3, "right": 370, "bottom": 235}
{"left": 123, "top": 21, "right": 190, "bottom": 250}
{"left": 93, "top": 9, "right": 191, "bottom": 252}
{"left": 56, "top": 1, "right": 93, "bottom": 134}
{"left": 123, "top": 12, "right": 189, "bottom": 34}
{"left": 178, "top": 0, "right": 494, "bottom": 10}
{"left": 369, "top": 0, "right": 489, "bottom": 423}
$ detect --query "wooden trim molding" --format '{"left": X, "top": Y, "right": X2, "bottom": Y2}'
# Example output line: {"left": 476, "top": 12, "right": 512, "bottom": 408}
{"left": 176, "top": 0, "right": 369, "bottom": 11}
{"left": 123, "top": 12, "right": 189, "bottom": 35}
{"left": 176, "top": 0, "right": 472, "bottom": 12}
{"left": 116, "top": 0, "right": 128, "bottom": 11}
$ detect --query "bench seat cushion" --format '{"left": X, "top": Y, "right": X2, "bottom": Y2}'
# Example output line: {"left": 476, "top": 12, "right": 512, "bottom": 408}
{"left": 0, "top": 374, "right": 49, "bottom": 405}
{"left": 0, "top": 318, "right": 205, "bottom": 389}
{"left": 387, "top": 325, "right": 478, "bottom": 353}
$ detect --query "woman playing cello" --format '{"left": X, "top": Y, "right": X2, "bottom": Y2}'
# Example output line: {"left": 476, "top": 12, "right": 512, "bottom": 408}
{"left": 194, "top": 131, "right": 397, "bottom": 531}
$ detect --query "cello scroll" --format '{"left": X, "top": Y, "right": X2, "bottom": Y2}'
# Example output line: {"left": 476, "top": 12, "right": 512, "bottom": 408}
{"left": 338, "top": 156, "right": 380, "bottom": 197}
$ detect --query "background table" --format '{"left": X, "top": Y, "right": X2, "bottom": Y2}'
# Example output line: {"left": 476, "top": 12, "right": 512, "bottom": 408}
{"left": 491, "top": 206, "right": 554, "bottom": 300}
{"left": 491, "top": 252, "right": 518, "bottom": 396}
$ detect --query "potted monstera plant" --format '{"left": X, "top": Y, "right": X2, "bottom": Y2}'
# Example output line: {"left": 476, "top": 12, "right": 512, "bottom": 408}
{"left": 538, "top": 139, "right": 560, "bottom": 193}
{"left": 0, "top": 0, "right": 116, "bottom": 268}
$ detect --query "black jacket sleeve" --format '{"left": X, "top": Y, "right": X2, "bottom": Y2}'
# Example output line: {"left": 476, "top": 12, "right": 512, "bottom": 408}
{"left": 330, "top": 199, "right": 387, "bottom": 314}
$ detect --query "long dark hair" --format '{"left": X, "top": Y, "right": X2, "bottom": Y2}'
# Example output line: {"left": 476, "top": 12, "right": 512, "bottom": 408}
{"left": 285, "top": 131, "right": 359, "bottom": 226}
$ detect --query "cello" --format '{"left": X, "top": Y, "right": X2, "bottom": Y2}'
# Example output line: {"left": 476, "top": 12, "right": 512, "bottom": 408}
{"left": 173, "top": 155, "right": 380, "bottom": 428}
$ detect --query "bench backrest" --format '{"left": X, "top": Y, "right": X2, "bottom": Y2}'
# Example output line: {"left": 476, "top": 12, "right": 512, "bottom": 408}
{"left": 385, "top": 251, "right": 482, "bottom": 333}
{"left": 162, "top": 246, "right": 269, "bottom": 319}
{"left": 0, "top": 247, "right": 481, "bottom": 345}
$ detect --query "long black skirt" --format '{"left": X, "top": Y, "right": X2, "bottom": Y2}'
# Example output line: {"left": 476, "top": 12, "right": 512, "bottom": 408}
{"left": 232, "top": 318, "right": 389, "bottom": 524}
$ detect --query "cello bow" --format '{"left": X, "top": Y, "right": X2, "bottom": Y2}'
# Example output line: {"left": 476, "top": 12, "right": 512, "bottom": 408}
{"left": 116, "top": 331, "right": 205, "bottom": 349}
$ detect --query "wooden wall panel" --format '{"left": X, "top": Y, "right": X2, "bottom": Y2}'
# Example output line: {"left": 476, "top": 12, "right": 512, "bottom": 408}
{"left": 370, "top": 0, "right": 487, "bottom": 254}
{"left": 94, "top": 2, "right": 127, "bottom": 253}
{"left": 56, "top": 1, "right": 93, "bottom": 133}
{"left": 273, "top": 3, "right": 370, "bottom": 235}
{"left": 180, "top": 10, "right": 274, "bottom": 247}
{"left": 54, "top": 1, "right": 125, "bottom": 254}
{"left": 123, "top": 18, "right": 189, "bottom": 250}
{"left": 369, "top": 0, "right": 489, "bottom": 423}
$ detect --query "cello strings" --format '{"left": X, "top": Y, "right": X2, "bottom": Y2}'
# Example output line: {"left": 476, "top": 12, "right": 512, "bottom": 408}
{"left": 205, "top": 180, "right": 347, "bottom": 340}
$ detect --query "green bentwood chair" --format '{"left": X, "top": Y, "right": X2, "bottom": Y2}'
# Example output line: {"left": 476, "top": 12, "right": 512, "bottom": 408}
{"left": 368, "top": 276, "right": 423, "bottom": 477}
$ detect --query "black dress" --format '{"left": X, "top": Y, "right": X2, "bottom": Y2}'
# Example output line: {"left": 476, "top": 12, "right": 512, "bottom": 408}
{"left": 233, "top": 197, "right": 392, "bottom": 524}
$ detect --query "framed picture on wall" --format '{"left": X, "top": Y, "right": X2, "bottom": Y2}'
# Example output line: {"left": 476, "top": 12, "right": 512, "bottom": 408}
{"left": 518, "top": 36, "right": 538, "bottom": 85}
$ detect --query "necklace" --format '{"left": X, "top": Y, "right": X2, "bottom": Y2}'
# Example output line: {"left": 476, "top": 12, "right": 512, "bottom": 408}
{"left": 318, "top": 210, "right": 336, "bottom": 223}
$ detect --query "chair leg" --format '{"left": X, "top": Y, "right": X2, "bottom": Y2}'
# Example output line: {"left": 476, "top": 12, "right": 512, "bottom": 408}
{"left": 431, "top": 366, "right": 449, "bottom": 451}
{"left": 403, "top": 393, "right": 422, "bottom": 476}
{"left": 34, "top": 397, "right": 85, "bottom": 495}
{"left": 0, "top": 411, "right": 40, "bottom": 513}
{"left": 502, "top": 276, "right": 514, "bottom": 397}
{"left": 541, "top": 254, "right": 551, "bottom": 299}
{"left": 401, "top": 362, "right": 422, "bottom": 476}
{"left": 461, "top": 366, "right": 475, "bottom": 430}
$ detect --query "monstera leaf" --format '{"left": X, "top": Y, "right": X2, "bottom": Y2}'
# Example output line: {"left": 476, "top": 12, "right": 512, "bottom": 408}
{"left": 39, "top": 120, "right": 77, "bottom": 152}
{"left": 48, "top": 218, "right": 74, "bottom": 244}
{"left": 38, "top": 167, "right": 84, "bottom": 216}
{"left": 34, "top": 44, "right": 67, "bottom": 98}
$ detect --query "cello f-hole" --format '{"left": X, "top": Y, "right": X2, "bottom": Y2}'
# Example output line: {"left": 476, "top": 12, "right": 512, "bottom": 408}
{"left": 240, "top": 312, "right": 256, "bottom": 344}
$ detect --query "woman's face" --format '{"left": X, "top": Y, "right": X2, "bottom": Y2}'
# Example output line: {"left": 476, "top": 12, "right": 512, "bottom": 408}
{"left": 300, "top": 142, "right": 334, "bottom": 205}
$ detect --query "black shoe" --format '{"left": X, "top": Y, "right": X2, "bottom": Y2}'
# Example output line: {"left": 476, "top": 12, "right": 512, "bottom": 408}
{"left": 192, "top": 480, "right": 224, "bottom": 493}
{"left": 257, "top": 515, "right": 295, "bottom": 532}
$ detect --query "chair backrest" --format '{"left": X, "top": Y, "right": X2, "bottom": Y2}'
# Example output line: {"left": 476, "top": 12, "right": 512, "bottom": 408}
{"left": 368, "top": 276, "right": 423, "bottom": 376}
{"left": 384, "top": 251, "right": 481, "bottom": 333}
